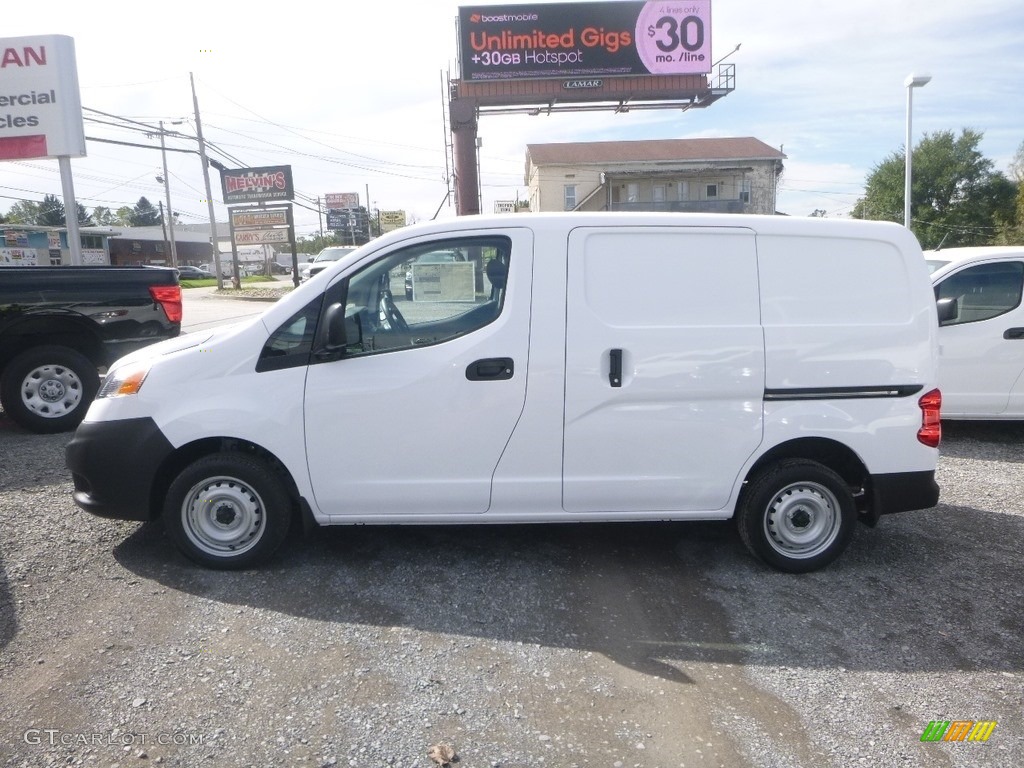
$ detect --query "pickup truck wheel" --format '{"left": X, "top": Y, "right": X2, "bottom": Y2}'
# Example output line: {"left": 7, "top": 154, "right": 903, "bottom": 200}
{"left": 737, "top": 460, "right": 856, "bottom": 573}
{"left": 0, "top": 345, "right": 99, "bottom": 433}
{"left": 164, "top": 453, "right": 292, "bottom": 570}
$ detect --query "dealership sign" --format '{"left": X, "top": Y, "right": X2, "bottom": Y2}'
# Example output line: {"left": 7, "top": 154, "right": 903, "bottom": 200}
{"left": 221, "top": 165, "right": 294, "bottom": 205}
{"left": 0, "top": 35, "right": 86, "bottom": 160}
{"left": 458, "top": 1, "right": 712, "bottom": 81}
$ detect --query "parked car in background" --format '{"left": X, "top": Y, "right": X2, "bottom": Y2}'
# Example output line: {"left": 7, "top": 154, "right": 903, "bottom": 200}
{"left": 176, "top": 265, "right": 212, "bottom": 280}
{"left": 927, "top": 246, "right": 1024, "bottom": 419}
{"left": 301, "top": 246, "right": 358, "bottom": 282}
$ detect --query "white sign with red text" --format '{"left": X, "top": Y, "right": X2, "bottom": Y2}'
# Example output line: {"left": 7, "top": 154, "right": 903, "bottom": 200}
{"left": 0, "top": 35, "right": 86, "bottom": 160}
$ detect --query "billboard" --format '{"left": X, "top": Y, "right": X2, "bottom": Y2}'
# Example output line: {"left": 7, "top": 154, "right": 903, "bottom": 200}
{"left": 0, "top": 35, "right": 86, "bottom": 160}
{"left": 325, "top": 192, "right": 360, "bottom": 209}
{"left": 221, "top": 165, "right": 294, "bottom": 205}
{"left": 458, "top": 1, "right": 712, "bottom": 81}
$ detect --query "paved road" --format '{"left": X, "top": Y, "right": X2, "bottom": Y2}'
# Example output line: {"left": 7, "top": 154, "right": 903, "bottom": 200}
{"left": 180, "top": 283, "right": 282, "bottom": 334}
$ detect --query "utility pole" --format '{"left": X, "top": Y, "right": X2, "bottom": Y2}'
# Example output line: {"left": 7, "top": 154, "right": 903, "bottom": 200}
{"left": 158, "top": 120, "right": 179, "bottom": 267}
{"left": 157, "top": 200, "right": 170, "bottom": 263}
{"left": 191, "top": 72, "right": 231, "bottom": 289}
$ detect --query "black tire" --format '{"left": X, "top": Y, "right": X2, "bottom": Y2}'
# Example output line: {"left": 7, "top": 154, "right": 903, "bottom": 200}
{"left": 163, "top": 452, "right": 292, "bottom": 570}
{"left": 737, "top": 459, "right": 857, "bottom": 573}
{"left": 0, "top": 345, "right": 100, "bottom": 433}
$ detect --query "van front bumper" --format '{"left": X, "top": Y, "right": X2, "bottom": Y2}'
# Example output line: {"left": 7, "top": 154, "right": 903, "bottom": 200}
{"left": 65, "top": 417, "right": 174, "bottom": 521}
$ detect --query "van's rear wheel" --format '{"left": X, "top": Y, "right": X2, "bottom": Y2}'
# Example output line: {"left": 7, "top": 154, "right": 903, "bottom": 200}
{"left": 164, "top": 453, "right": 292, "bottom": 569}
{"left": 737, "top": 460, "right": 856, "bottom": 573}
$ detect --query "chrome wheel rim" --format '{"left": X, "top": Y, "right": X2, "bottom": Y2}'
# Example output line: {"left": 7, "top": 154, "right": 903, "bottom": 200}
{"left": 763, "top": 481, "right": 841, "bottom": 559}
{"left": 21, "top": 363, "right": 83, "bottom": 419}
{"left": 181, "top": 475, "right": 264, "bottom": 556}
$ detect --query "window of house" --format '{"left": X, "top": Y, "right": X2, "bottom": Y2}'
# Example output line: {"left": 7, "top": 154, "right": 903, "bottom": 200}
{"left": 677, "top": 181, "right": 690, "bottom": 201}
{"left": 626, "top": 183, "right": 640, "bottom": 203}
{"left": 740, "top": 180, "right": 752, "bottom": 203}
{"left": 652, "top": 185, "right": 666, "bottom": 204}
{"left": 706, "top": 184, "right": 718, "bottom": 199}
{"left": 564, "top": 185, "right": 577, "bottom": 210}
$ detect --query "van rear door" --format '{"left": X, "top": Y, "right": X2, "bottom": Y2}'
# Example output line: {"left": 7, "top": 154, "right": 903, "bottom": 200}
{"left": 562, "top": 226, "right": 764, "bottom": 513}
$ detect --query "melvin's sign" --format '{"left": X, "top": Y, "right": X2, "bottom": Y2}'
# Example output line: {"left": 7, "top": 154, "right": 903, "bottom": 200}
{"left": 221, "top": 165, "right": 294, "bottom": 205}
{"left": 0, "top": 35, "right": 86, "bottom": 160}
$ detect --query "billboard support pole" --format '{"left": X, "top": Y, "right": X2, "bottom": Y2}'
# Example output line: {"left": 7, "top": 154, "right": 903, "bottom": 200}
{"left": 58, "top": 156, "right": 83, "bottom": 265}
{"left": 450, "top": 97, "right": 480, "bottom": 216}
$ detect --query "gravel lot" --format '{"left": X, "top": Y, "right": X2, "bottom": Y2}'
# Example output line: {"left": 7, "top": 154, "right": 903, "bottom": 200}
{"left": 0, "top": 417, "right": 1021, "bottom": 768}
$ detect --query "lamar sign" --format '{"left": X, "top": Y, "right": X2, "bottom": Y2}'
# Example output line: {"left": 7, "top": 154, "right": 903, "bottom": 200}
{"left": 0, "top": 35, "right": 86, "bottom": 160}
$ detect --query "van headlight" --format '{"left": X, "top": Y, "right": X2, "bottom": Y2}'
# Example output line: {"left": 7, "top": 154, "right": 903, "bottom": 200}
{"left": 97, "top": 362, "right": 151, "bottom": 398}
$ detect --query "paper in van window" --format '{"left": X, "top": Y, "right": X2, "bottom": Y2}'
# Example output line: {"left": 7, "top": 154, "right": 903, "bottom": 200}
{"left": 411, "top": 263, "right": 475, "bottom": 302}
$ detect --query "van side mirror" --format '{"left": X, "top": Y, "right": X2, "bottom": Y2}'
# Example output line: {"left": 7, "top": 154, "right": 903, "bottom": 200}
{"left": 323, "top": 302, "right": 362, "bottom": 351}
{"left": 936, "top": 296, "right": 958, "bottom": 325}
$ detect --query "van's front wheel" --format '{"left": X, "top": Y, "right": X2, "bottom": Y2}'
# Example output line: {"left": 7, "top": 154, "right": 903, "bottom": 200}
{"left": 164, "top": 453, "right": 292, "bottom": 569}
{"left": 737, "top": 460, "right": 856, "bottom": 573}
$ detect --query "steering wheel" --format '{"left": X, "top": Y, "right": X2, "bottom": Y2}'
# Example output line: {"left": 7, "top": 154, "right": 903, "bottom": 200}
{"left": 379, "top": 292, "right": 409, "bottom": 332}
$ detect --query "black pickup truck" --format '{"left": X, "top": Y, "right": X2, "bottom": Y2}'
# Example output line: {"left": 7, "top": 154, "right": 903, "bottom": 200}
{"left": 0, "top": 266, "right": 181, "bottom": 433}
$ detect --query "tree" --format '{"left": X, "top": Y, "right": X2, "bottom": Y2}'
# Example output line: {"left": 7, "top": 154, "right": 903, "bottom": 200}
{"left": 5, "top": 200, "right": 41, "bottom": 224}
{"left": 852, "top": 129, "right": 1017, "bottom": 249}
{"left": 114, "top": 206, "right": 134, "bottom": 226}
{"left": 995, "top": 140, "right": 1024, "bottom": 245}
{"left": 36, "top": 195, "right": 67, "bottom": 226}
{"left": 91, "top": 206, "right": 117, "bottom": 226}
{"left": 129, "top": 197, "right": 162, "bottom": 227}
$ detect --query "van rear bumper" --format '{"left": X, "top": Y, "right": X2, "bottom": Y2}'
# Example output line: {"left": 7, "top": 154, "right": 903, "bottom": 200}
{"left": 66, "top": 417, "right": 174, "bottom": 521}
{"left": 870, "top": 470, "right": 940, "bottom": 521}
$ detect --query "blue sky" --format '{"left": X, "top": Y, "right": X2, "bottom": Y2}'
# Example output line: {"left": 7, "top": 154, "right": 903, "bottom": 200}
{"left": 2, "top": 0, "right": 1022, "bottom": 237}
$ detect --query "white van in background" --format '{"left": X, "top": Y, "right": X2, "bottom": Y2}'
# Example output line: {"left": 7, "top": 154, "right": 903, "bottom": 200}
{"left": 927, "top": 246, "right": 1024, "bottom": 419}
{"left": 67, "top": 213, "right": 942, "bottom": 573}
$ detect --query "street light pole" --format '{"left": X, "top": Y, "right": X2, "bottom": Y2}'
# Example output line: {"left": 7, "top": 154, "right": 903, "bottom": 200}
{"left": 904, "top": 72, "right": 932, "bottom": 229}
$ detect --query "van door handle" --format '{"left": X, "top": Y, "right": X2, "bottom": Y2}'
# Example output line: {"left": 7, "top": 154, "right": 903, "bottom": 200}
{"left": 609, "top": 348, "right": 622, "bottom": 387}
{"left": 1004, "top": 327, "right": 1024, "bottom": 340}
{"left": 466, "top": 357, "right": 514, "bottom": 381}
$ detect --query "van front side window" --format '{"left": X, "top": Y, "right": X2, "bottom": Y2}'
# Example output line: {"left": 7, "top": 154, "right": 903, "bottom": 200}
{"left": 935, "top": 261, "right": 1024, "bottom": 325}
{"left": 326, "top": 236, "right": 512, "bottom": 357}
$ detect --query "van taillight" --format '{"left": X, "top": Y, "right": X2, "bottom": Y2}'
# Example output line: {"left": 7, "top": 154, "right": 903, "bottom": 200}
{"left": 149, "top": 285, "right": 183, "bottom": 324}
{"left": 918, "top": 389, "right": 942, "bottom": 447}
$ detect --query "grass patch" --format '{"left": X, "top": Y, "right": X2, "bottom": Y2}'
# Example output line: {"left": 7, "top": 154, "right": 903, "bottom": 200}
{"left": 179, "top": 275, "right": 281, "bottom": 289}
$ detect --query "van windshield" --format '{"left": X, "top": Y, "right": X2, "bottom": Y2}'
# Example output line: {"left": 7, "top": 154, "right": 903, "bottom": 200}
{"left": 315, "top": 247, "right": 357, "bottom": 263}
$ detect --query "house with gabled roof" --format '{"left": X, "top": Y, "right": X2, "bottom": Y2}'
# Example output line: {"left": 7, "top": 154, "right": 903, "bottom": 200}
{"left": 525, "top": 137, "right": 786, "bottom": 215}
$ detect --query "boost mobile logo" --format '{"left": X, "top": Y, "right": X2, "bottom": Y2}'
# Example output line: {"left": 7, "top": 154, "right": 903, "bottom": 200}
{"left": 471, "top": 13, "right": 540, "bottom": 23}
{"left": 920, "top": 720, "right": 997, "bottom": 742}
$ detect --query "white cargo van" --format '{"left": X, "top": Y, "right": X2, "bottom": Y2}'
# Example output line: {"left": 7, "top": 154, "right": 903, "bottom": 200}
{"left": 67, "top": 213, "right": 942, "bottom": 573}
{"left": 926, "top": 246, "right": 1024, "bottom": 419}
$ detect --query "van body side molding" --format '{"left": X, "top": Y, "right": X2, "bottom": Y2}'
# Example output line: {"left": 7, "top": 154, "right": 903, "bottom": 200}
{"left": 764, "top": 385, "right": 925, "bottom": 401}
